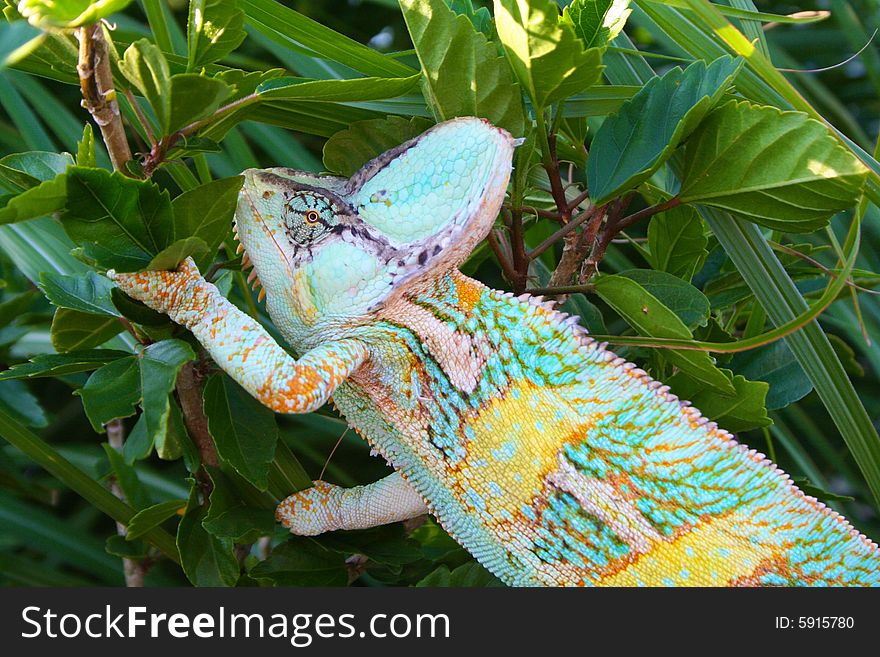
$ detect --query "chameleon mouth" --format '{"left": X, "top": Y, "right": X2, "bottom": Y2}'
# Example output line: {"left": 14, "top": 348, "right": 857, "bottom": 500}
{"left": 232, "top": 220, "right": 266, "bottom": 302}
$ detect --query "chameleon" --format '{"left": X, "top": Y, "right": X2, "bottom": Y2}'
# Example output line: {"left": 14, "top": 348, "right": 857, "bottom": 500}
{"left": 110, "top": 117, "right": 880, "bottom": 586}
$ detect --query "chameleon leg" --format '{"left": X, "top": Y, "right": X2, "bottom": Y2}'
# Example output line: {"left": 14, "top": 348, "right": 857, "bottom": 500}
{"left": 109, "top": 258, "right": 368, "bottom": 413}
{"left": 277, "top": 472, "right": 427, "bottom": 535}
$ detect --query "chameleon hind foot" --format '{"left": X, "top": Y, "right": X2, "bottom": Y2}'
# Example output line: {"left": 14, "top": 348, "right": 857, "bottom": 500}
{"left": 276, "top": 472, "right": 427, "bottom": 536}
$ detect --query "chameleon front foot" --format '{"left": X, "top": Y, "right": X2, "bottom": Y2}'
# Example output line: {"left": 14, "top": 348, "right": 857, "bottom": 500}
{"left": 276, "top": 473, "right": 428, "bottom": 536}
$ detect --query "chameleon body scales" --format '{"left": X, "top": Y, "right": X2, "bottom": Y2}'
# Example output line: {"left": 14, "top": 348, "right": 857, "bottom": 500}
{"left": 112, "top": 118, "right": 880, "bottom": 586}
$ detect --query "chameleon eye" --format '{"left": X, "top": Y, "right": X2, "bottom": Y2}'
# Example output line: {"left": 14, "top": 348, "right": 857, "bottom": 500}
{"left": 304, "top": 209, "right": 322, "bottom": 225}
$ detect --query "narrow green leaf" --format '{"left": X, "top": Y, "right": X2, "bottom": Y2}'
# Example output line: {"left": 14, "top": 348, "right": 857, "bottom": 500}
{"left": 126, "top": 499, "right": 186, "bottom": 540}
{"left": 400, "top": 0, "right": 526, "bottom": 135}
{"left": 680, "top": 101, "right": 869, "bottom": 231}
{"left": 187, "top": 0, "right": 246, "bottom": 70}
{"left": 494, "top": 0, "right": 604, "bottom": 111}
{"left": 240, "top": 0, "right": 415, "bottom": 78}
{"left": 593, "top": 273, "right": 735, "bottom": 393}
{"left": 587, "top": 56, "right": 740, "bottom": 204}
{"left": 38, "top": 270, "right": 119, "bottom": 316}
{"left": 203, "top": 373, "right": 278, "bottom": 491}
{"left": 0, "top": 350, "right": 128, "bottom": 380}
{"left": 323, "top": 116, "right": 433, "bottom": 177}
{"left": 0, "top": 409, "right": 179, "bottom": 561}
{"left": 50, "top": 307, "right": 124, "bottom": 352}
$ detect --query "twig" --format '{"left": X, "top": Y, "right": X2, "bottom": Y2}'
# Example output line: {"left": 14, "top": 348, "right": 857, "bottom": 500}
{"left": 487, "top": 229, "right": 520, "bottom": 285}
{"left": 613, "top": 196, "right": 681, "bottom": 234}
{"left": 526, "top": 284, "right": 595, "bottom": 296}
{"left": 528, "top": 205, "right": 598, "bottom": 260}
{"left": 76, "top": 24, "right": 131, "bottom": 173}
{"left": 106, "top": 419, "right": 146, "bottom": 587}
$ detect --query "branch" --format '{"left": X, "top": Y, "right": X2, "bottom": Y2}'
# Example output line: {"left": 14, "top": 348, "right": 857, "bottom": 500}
{"left": 106, "top": 419, "right": 146, "bottom": 587}
{"left": 76, "top": 24, "right": 131, "bottom": 173}
{"left": 176, "top": 361, "right": 219, "bottom": 489}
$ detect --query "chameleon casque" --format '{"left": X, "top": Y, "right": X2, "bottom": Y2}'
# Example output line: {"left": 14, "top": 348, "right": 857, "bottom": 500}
{"left": 111, "top": 117, "right": 880, "bottom": 586}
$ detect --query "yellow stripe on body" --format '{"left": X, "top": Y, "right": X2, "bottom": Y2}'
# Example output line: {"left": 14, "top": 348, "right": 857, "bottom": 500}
{"left": 600, "top": 510, "right": 776, "bottom": 586}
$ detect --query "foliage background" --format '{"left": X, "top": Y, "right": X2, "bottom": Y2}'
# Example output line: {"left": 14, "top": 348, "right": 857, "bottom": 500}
{"left": 0, "top": 0, "right": 879, "bottom": 586}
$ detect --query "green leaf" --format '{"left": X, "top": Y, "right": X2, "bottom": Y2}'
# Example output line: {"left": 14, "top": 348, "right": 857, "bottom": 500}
{"left": 587, "top": 56, "right": 741, "bottom": 204}
{"left": 646, "top": 205, "right": 708, "bottom": 282}
{"left": 617, "top": 269, "right": 709, "bottom": 329}
{"left": 17, "top": 0, "right": 132, "bottom": 28}
{"left": 76, "top": 123, "right": 96, "bottom": 168}
{"left": 62, "top": 167, "right": 174, "bottom": 272}
{"left": 122, "top": 413, "right": 153, "bottom": 463}
{"left": 417, "top": 561, "right": 501, "bottom": 587}
{"left": 102, "top": 442, "right": 152, "bottom": 510}
{"left": 187, "top": 0, "right": 246, "bottom": 70}
{"left": 119, "top": 39, "right": 172, "bottom": 134}
{"left": 791, "top": 478, "right": 855, "bottom": 504}
{"left": 50, "top": 307, "right": 124, "bottom": 352}
{"left": 0, "top": 172, "right": 67, "bottom": 225}
{"left": 0, "top": 380, "right": 47, "bottom": 428}
{"left": 400, "top": 0, "right": 526, "bottom": 135}
{"left": 0, "top": 349, "right": 127, "bottom": 380}
{"left": 171, "top": 175, "right": 244, "bottom": 261}
{"left": 203, "top": 470, "right": 275, "bottom": 543}
{"left": 668, "top": 369, "right": 770, "bottom": 433}
{"left": 562, "top": 0, "right": 631, "bottom": 49}
{"left": 38, "top": 271, "right": 119, "bottom": 315}
{"left": 126, "top": 499, "right": 186, "bottom": 540}
{"left": 203, "top": 373, "right": 278, "bottom": 491}
{"left": 592, "top": 273, "right": 735, "bottom": 393}
{"left": 250, "top": 536, "right": 347, "bottom": 586}
{"left": 105, "top": 534, "right": 148, "bottom": 559}
{"left": 0, "top": 151, "right": 71, "bottom": 191}
{"left": 177, "top": 485, "right": 240, "bottom": 587}
{"left": 168, "top": 73, "right": 231, "bottom": 134}
{"left": 76, "top": 355, "right": 140, "bottom": 431}
{"left": 139, "top": 340, "right": 195, "bottom": 452}
{"left": 0, "top": 289, "right": 38, "bottom": 329}
{"left": 680, "top": 101, "right": 869, "bottom": 231}
{"left": 323, "top": 116, "right": 433, "bottom": 177}
{"left": 729, "top": 340, "right": 812, "bottom": 411}
{"left": 110, "top": 287, "right": 169, "bottom": 326}
{"left": 148, "top": 236, "right": 209, "bottom": 271}
{"left": 493, "top": 0, "right": 604, "bottom": 111}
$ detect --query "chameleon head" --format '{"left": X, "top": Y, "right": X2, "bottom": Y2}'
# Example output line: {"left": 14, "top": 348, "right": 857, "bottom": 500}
{"left": 234, "top": 117, "right": 515, "bottom": 342}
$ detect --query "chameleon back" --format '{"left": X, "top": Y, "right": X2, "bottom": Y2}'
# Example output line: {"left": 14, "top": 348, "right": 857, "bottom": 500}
{"left": 333, "top": 271, "right": 880, "bottom": 586}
